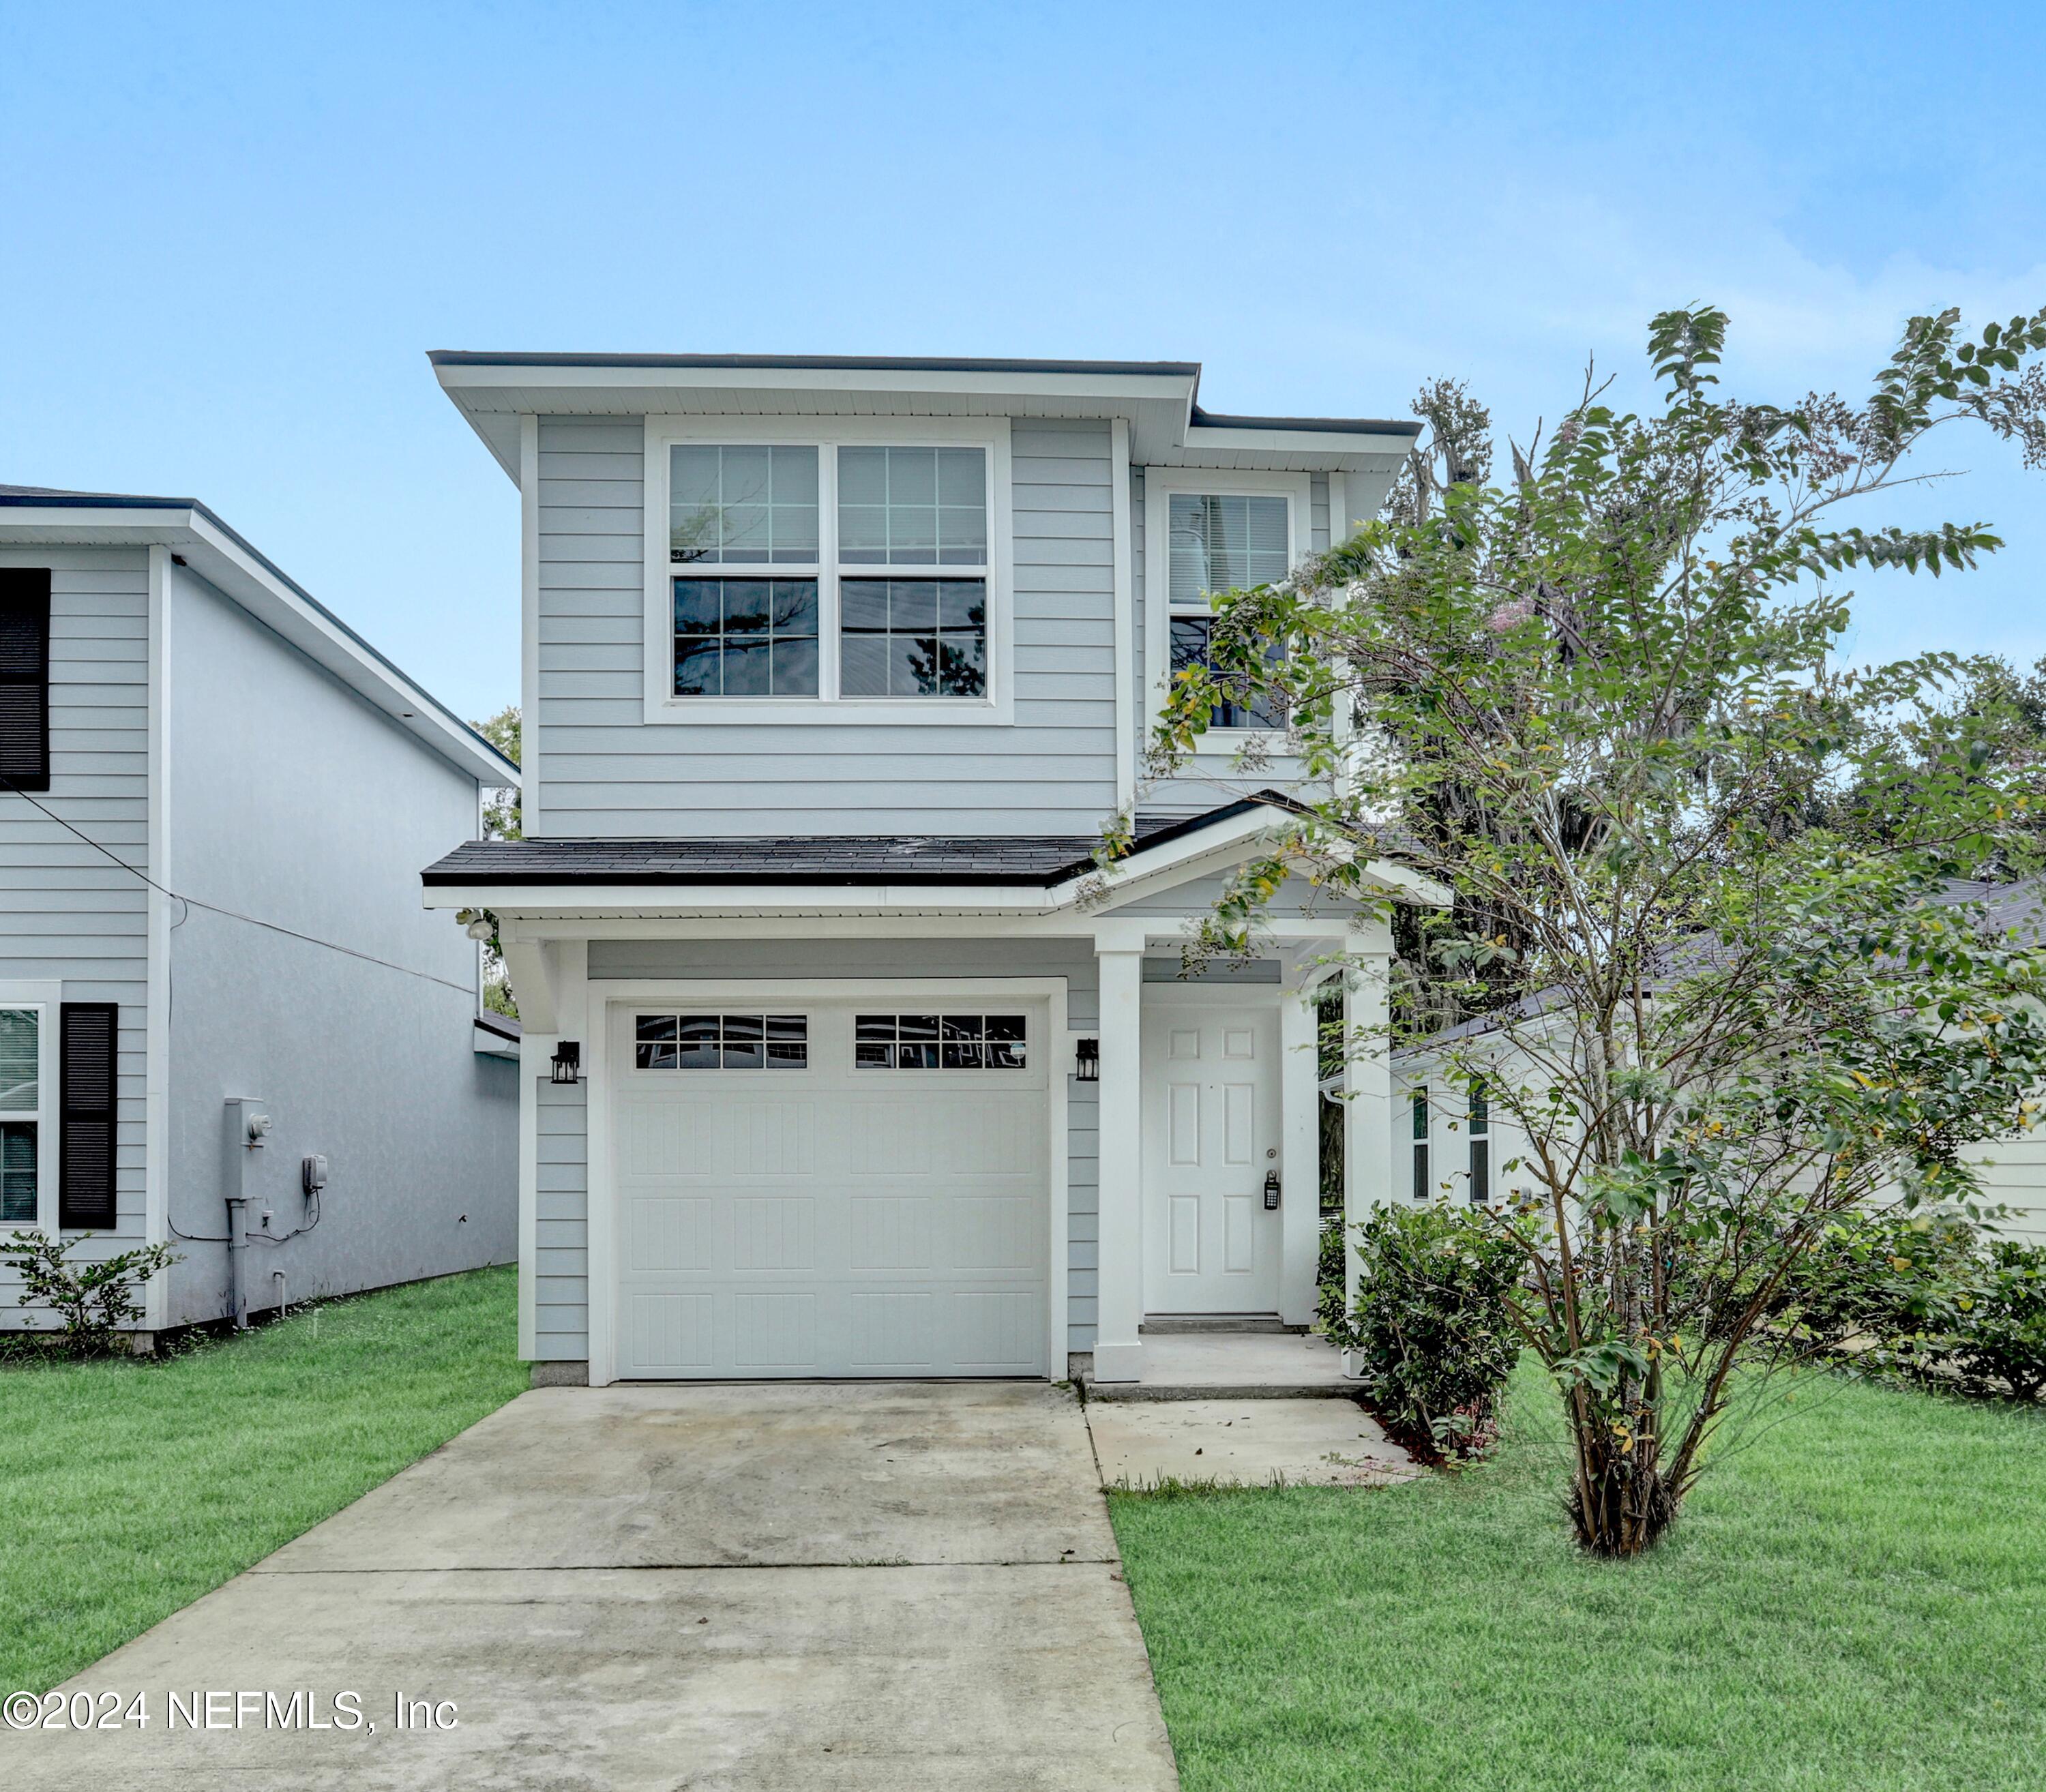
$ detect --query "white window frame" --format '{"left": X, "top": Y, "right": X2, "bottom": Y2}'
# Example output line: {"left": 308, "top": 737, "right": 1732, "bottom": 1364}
{"left": 1142, "top": 467, "right": 1311, "bottom": 759}
{"left": 0, "top": 981, "right": 60, "bottom": 1235}
{"left": 642, "top": 415, "right": 1014, "bottom": 726}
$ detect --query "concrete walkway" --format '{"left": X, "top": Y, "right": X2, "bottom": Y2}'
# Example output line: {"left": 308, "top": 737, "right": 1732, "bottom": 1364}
{"left": 10, "top": 1384, "right": 1179, "bottom": 1791}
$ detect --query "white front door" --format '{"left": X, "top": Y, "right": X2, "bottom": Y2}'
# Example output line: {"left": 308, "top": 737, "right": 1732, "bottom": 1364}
{"left": 1141, "top": 998, "right": 1282, "bottom": 1314}
{"left": 609, "top": 998, "right": 1050, "bottom": 1379}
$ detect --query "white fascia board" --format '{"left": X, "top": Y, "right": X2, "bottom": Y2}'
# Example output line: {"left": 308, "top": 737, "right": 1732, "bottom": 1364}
{"left": 423, "top": 858, "right": 1441, "bottom": 923}
{"left": 1163, "top": 424, "right": 1415, "bottom": 474}
{"left": 424, "top": 882, "right": 1067, "bottom": 915}
{"left": 434, "top": 360, "right": 1198, "bottom": 406}
{"left": 0, "top": 505, "right": 518, "bottom": 788}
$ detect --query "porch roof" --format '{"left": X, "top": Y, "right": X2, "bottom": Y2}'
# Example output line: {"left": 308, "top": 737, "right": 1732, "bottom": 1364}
{"left": 424, "top": 794, "right": 1302, "bottom": 889}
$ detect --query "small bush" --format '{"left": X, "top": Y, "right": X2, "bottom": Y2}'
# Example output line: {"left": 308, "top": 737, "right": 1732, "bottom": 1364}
{"left": 1316, "top": 1216, "right": 1347, "bottom": 1335}
{"left": 0, "top": 1231, "right": 179, "bottom": 1356}
{"left": 1785, "top": 1208, "right": 1981, "bottom": 1362}
{"left": 1938, "top": 1238, "right": 2046, "bottom": 1401}
{"left": 1326, "top": 1203, "right": 1522, "bottom": 1458}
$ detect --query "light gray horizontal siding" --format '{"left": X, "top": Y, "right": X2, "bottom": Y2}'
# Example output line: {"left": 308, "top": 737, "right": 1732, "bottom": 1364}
{"left": 533, "top": 415, "right": 1119, "bottom": 835}
{"left": 584, "top": 936, "right": 1103, "bottom": 1354}
{"left": 533, "top": 1077, "right": 589, "bottom": 1358}
{"left": 0, "top": 548, "right": 150, "bottom": 1320}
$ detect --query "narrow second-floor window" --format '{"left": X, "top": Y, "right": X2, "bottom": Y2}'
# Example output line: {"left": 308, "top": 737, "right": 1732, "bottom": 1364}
{"left": 1411, "top": 1086, "right": 1430, "bottom": 1200}
{"left": 1166, "top": 492, "right": 1289, "bottom": 728}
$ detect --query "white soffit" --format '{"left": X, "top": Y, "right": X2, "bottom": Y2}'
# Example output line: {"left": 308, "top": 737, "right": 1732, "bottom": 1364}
{"left": 428, "top": 355, "right": 1418, "bottom": 484}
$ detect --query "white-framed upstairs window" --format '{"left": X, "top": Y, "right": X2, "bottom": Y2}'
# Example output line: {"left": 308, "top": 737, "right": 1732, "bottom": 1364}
{"left": 642, "top": 417, "right": 1013, "bottom": 726}
{"left": 0, "top": 984, "right": 59, "bottom": 1236}
{"left": 1141, "top": 467, "right": 1310, "bottom": 751}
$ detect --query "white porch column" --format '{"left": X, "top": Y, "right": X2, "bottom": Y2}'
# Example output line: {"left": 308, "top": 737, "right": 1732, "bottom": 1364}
{"left": 1092, "top": 924, "right": 1147, "bottom": 1382}
{"left": 1341, "top": 924, "right": 1393, "bottom": 1359}
{"left": 1278, "top": 949, "right": 1326, "bottom": 1326}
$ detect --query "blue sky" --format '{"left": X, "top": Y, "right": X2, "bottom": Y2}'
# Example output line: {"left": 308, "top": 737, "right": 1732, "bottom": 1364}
{"left": 3, "top": 1, "right": 2043, "bottom": 722}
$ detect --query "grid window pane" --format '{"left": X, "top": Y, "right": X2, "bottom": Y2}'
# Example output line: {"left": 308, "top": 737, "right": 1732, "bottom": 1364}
{"left": 0, "top": 1009, "right": 38, "bottom": 1113}
{"left": 672, "top": 580, "right": 820, "bottom": 698}
{"left": 670, "top": 445, "right": 820, "bottom": 566}
{"left": 838, "top": 447, "right": 988, "bottom": 567}
{"left": 0, "top": 1121, "right": 34, "bottom": 1223}
{"left": 721, "top": 1013, "right": 765, "bottom": 1071}
{"left": 1169, "top": 616, "right": 1284, "bottom": 728}
{"left": 854, "top": 1014, "right": 1026, "bottom": 1071}
{"left": 840, "top": 579, "right": 986, "bottom": 700}
{"left": 1168, "top": 493, "right": 1289, "bottom": 603}
{"left": 640, "top": 1014, "right": 808, "bottom": 1071}
{"left": 677, "top": 1015, "right": 722, "bottom": 1069}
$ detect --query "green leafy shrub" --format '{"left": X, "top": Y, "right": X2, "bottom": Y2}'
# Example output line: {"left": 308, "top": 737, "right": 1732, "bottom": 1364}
{"left": 1, "top": 1231, "right": 179, "bottom": 1356}
{"left": 1327, "top": 1204, "right": 1522, "bottom": 1458}
{"left": 1316, "top": 1216, "right": 1347, "bottom": 1334}
{"left": 1785, "top": 1208, "right": 1981, "bottom": 1362}
{"left": 1939, "top": 1238, "right": 2046, "bottom": 1400}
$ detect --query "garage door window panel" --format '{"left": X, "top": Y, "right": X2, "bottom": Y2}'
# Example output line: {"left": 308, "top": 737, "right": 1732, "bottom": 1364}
{"left": 636, "top": 1013, "right": 809, "bottom": 1071}
{"left": 855, "top": 1013, "right": 1028, "bottom": 1071}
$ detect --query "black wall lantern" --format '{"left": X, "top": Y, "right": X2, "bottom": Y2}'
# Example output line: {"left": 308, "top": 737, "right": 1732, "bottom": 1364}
{"left": 1074, "top": 1037, "right": 1099, "bottom": 1082}
{"left": 550, "top": 1041, "right": 582, "bottom": 1086}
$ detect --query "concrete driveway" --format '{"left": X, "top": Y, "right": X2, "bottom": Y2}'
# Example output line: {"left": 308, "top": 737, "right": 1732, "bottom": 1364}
{"left": 9, "top": 1384, "right": 1178, "bottom": 1791}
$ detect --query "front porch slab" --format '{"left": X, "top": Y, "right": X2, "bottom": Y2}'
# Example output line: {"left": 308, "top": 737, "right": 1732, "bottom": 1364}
{"left": 1088, "top": 1397, "right": 1417, "bottom": 1489}
{"left": 1084, "top": 1330, "right": 1355, "bottom": 1401}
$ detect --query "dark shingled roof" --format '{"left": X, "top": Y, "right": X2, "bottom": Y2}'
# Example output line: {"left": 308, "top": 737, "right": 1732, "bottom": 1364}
{"left": 422, "top": 795, "right": 1307, "bottom": 888}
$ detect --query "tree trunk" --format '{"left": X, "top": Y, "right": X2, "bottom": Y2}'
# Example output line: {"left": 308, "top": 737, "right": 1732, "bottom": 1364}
{"left": 1569, "top": 1422, "right": 1680, "bottom": 1556}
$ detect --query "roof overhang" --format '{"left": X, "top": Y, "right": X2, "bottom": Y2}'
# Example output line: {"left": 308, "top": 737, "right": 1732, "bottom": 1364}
{"left": 0, "top": 496, "right": 518, "bottom": 788}
{"left": 427, "top": 351, "right": 1419, "bottom": 490}
{"left": 422, "top": 800, "right": 1448, "bottom": 921}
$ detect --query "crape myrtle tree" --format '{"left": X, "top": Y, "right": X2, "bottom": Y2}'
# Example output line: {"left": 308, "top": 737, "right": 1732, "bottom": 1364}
{"left": 1134, "top": 305, "right": 2046, "bottom": 1555}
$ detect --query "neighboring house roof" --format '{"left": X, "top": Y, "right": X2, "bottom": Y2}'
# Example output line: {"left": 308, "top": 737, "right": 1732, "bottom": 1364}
{"left": 473, "top": 1011, "right": 522, "bottom": 1042}
{"left": 0, "top": 484, "right": 518, "bottom": 788}
{"left": 424, "top": 798, "right": 1285, "bottom": 889}
{"left": 1395, "top": 873, "right": 2046, "bottom": 1064}
{"left": 426, "top": 350, "right": 1421, "bottom": 486}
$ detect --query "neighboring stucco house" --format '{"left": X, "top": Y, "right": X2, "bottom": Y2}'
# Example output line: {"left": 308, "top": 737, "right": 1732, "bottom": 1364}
{"left": 1393, "top": 876, "right": 2046, "bottom": 1246}
{"left": 421, "top": 353, "right": 1442, "bottom": 1386}
{"left": 0, "top": 485, "right": 521, "bottom": 1338}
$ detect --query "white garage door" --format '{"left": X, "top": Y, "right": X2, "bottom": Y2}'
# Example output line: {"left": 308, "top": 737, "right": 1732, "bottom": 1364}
{"left": 610, "top": 998, "right": 1050, "bottom": 1379}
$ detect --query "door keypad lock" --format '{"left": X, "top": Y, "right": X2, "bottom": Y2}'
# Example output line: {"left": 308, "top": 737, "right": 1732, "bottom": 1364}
{"left": 1263, "top": 1169, "right": 1281, "bottom": 1211}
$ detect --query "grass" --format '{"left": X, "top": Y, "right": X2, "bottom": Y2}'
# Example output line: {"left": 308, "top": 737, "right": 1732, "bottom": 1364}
{"left": 1108, "top": 1358, "right": 2046, "bottom": 1792}
{"left": 0, "top": 1266, "right": 524, "bottom": 1694}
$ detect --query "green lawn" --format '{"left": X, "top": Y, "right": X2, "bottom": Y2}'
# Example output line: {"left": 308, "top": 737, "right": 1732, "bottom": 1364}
{"left": 1109, "top": 1360, "right": 2046, "bottom": 1792}
{"left": 0, "top": 1266, "right": 524, "bottom": 1694}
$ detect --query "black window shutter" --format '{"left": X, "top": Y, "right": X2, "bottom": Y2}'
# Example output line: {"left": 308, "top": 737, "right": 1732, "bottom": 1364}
{"left": 0, "top": 569, "right": 50, "bottom": 792}
{"left": 59, "top": 1002, "right": 117, "bottom": 1229}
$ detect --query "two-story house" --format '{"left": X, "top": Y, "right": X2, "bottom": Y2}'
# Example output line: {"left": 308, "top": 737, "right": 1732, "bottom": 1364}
{"left": 0, "top": 484, "right": 520, "bottom": 1339}
{"left": 420, "top": 355, "right": 1438, "bottom": 1387}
